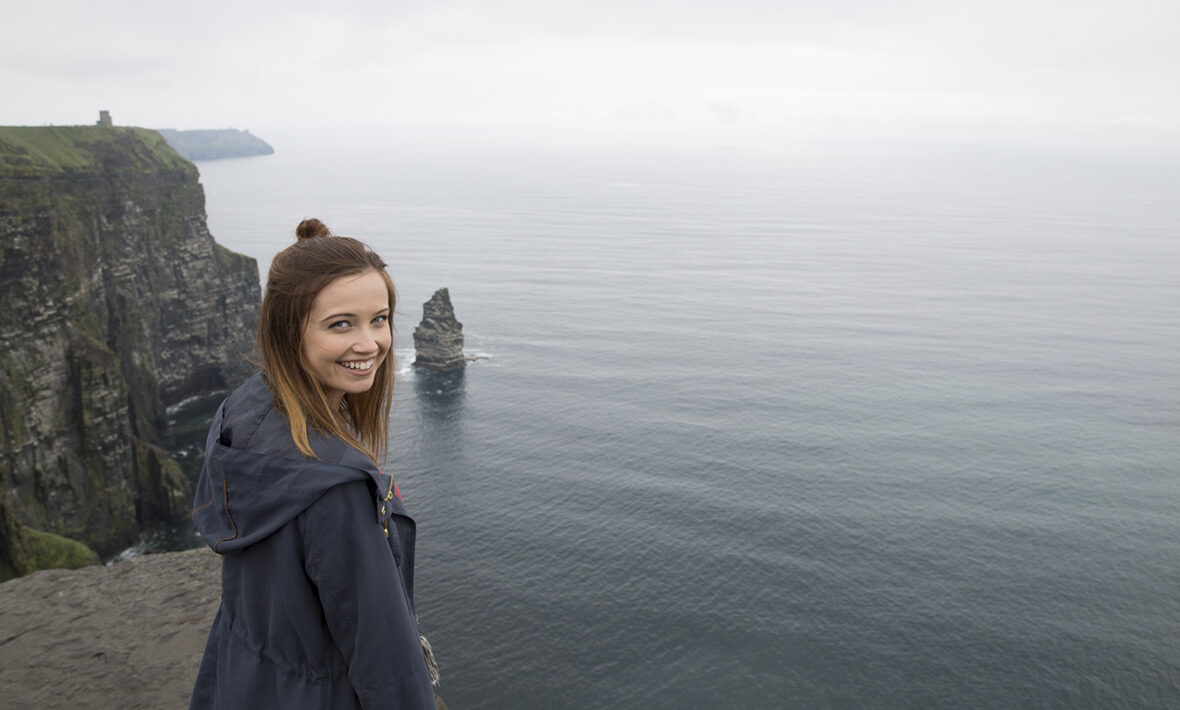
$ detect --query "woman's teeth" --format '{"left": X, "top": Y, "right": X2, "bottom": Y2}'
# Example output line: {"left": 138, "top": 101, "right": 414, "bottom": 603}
{"left": 340, "top": 359, "right": 375, "bottom": 370}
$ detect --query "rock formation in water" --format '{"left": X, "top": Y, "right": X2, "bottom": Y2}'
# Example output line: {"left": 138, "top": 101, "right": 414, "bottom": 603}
{"left": 154, "top": 128, "right": 274, "bottom": 161}
{"left": 0, "top": 125, "right": 259, "bottom": 579}
{"left": 412, "top": 288, "right": 466, "bottom": 372}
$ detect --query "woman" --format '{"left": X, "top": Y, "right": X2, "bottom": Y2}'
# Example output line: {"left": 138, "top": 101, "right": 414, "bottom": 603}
{"left": 190, "top": 219, "right": 438, "bottom": 709}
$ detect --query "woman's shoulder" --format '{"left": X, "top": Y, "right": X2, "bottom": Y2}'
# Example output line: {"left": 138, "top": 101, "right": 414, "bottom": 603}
{"left": 218, "top": 373, "right": 286, "bottom": 454}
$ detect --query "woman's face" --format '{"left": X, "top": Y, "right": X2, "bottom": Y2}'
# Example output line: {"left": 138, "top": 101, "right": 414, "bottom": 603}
{"left": 302, "top": 270, "right": 392, "bottom": 406}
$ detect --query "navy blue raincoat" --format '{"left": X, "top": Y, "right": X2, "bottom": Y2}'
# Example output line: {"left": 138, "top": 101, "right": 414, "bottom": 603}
{"left": 189, "top": 373, "right": 436, "bottom": 709}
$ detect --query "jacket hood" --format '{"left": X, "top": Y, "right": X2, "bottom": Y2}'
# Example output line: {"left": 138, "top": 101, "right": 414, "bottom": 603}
{"left": 191, "top": 373, "right": 408, "bottom": 554}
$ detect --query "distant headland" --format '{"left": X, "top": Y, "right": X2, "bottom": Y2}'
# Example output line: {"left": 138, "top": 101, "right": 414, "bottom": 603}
{"left": 154, "top": 128, "right": 274, "bottom": 161}
{"left": 94, "top": 110, "right": 275, "bottom": 161}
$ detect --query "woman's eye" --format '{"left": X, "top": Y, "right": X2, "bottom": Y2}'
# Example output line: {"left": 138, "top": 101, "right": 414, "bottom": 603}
{"left": 372, "top": 315, "right": 389, "bottom": 325}
{"left": 329, "top": 320, "right": 351, "bottom": 330}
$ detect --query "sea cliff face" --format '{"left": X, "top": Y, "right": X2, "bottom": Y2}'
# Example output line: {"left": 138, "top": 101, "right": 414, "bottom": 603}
{"left": 0, "top": 126, "right": 259, "bottom": 578}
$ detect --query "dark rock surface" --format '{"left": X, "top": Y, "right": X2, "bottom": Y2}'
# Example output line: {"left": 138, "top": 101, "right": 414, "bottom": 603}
{"left": 0, "top": 126, "right": 259, "bottom": 577}
{"left": 412, "top": 288, "right": 467, "bottom": 372}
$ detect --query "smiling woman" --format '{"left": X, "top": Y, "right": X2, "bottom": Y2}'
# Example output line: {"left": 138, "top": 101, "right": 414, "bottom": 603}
{"left": 189, "top": 219, "right": 438, "bottom": 710}
{"left": 256, "top": 218, "right": 398, "bottom": 461}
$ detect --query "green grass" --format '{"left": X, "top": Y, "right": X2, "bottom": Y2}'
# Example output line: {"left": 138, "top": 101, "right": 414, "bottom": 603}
{"left": 21, "top": 526, "right": 100, "bottom": 572}
{"left": 0, "top": 125, "right": 189, "bottom": 175}
{"left": 0, "top": 521, "right": 101, "bottom": 580}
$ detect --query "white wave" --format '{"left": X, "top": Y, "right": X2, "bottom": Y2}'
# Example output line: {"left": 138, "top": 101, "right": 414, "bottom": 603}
{"left": 106, "top": 541, "right": 148, "bottom": 565}
{"left": 391, "top": 347, "right": 493, "bottom": 376}
{"left": 165, "top": 394, "right": 204, "bottom": 416}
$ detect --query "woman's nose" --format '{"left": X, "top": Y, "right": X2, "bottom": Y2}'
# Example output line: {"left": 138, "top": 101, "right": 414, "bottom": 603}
{"left": 354, "top": 328, "right": 379, "bottom": 352}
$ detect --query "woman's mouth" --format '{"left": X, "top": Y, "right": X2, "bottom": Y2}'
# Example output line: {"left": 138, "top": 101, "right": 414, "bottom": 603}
{"left": 338, "top": 358, "right": 376, "bottom": 372}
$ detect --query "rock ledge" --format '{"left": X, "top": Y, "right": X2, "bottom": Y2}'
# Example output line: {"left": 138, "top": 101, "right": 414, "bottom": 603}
{"left": 0, "top": 548, "right": 449, "bottom": 710}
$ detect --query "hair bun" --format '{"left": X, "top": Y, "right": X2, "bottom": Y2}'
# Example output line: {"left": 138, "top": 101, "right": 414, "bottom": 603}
{"left": 295, "top": 218, "right": 332, "bottom": 241}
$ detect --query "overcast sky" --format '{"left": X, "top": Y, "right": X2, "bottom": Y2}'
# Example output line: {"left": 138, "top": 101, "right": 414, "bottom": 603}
{"left": 3, "top": 0, "right": 1178, "bottom": 150}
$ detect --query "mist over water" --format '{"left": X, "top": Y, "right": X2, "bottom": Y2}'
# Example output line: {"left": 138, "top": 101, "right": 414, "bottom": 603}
{"left": 198, "top": 138, "right": 1180, "bottom": 709}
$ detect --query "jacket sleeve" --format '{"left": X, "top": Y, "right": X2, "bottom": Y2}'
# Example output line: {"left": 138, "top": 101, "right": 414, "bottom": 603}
{"left": 299, "top": 479, "right": 436, "bottom": 710}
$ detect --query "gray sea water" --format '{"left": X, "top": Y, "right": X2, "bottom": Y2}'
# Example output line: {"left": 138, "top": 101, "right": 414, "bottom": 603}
{"left": 195, "top": 138, "right": 1180, "bottom": 709}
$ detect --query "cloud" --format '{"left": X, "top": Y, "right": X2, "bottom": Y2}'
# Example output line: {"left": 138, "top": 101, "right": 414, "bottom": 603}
{"left": 2, "top": 0, "right": 1178, "bottom": 147}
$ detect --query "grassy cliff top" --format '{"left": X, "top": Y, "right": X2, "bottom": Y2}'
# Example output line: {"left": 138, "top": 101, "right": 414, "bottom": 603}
{"left": 0, "top": 126, "right": 192, "bottom": 176}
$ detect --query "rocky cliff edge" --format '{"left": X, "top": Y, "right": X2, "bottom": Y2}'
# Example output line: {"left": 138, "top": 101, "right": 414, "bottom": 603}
{"left": 0, "top": 549, "right": 448, "bottom": 710}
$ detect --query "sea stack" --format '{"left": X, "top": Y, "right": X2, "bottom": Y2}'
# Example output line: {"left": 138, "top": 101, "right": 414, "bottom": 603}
{"left": 412, "top": 288, "right": 466, "bottom": 372}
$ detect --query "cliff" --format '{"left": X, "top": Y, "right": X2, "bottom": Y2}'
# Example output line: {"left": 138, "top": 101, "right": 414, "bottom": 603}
{"left": 155, "top": 128, "right": 274, "bottom": 161}
{"left": 412, "top": 288, "right": 467, "bottom": 372}
{"left": 0, "top": 125, "right": 259, "bottom": 578}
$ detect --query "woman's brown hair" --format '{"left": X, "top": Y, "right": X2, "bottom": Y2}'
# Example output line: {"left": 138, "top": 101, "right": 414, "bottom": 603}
{"left": 258, "top": 218, "right": 396, "bottom": 462}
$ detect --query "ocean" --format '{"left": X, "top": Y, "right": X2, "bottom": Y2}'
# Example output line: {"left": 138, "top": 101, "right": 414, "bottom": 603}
{"left": 192, "top": 138, "right": 1180, "bottom": 709}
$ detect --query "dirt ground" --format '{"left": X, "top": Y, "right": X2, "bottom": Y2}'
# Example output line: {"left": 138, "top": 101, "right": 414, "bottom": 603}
{"left": 0, "top": 548, "right": 448, "bottom": 709}
{"left": 0, "top": 548, "right": 221, "bottom": 710}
